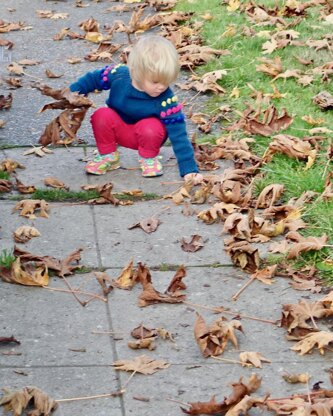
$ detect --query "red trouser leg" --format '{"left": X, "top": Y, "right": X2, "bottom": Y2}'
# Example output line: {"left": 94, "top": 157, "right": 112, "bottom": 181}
{"left": 90, "top": 107, "right": 167, "bottom": 157}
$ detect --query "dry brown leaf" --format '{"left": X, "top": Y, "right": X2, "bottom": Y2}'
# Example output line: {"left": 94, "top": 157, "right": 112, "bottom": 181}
{"left": 0, "top": 179, "right": 12, "bottom": 193}
{"left": 224, "top": 240, "right": 260, "bottom": 273}
{"left": 197, "top": 202, "right": 239, "bottom": 224}
{"left": 282, "top": 373, "right": 310, "bottom": 383}
{"left": 180, "top": 234, "right": 205, "bottom": 252}
{"left": 13, "top": 225, "right": 41, "bottom": 243}
{"left": 112, "top": 355, "right": 170, "bottom": 374}
{"left": 0, "top": 92, "right": 13, "bottom": 110}
{"left": 287, "top": 233, "right": 328, "bottom": 259}
{"left": 0, "top": 386, "right": 57, "bottom": 416}
{"left": 0, "top": 158, "right": 25, "bottom": 173}
{"left": 13, "top": 199, "right": 49, "bottom": 218}
{"left": 44, "top": 177, "right": 69, "bottom": 190}
{"left": 45, "top": 69, "right": 63, "bottom": 78}
{"left": 291, "top": 331, "right": 333, "bottom": 355}
{"left": 165, "top": 265, "right": 186, "bottom": 294}
{"left": 15, "top": 177, "right": 36, "bottom": 194}
{"left": 23, "top": 146, "right": 54, "bottom": 157}
{"left": 0, "top": 257, "right": 48, "bottom": 287}
{"left": 313, "top": 91, "right": 333, "bottom": 110}
{"left": 131, "top": 324, "right": 157, "bottom": 340}
{"left": 239, "top": 351, "right": 271, "bottom": 368}
{"left": 112, "top": 259, "right": 136, "bottom": 290}
{"left": 255, "top": 184, "right": 284, "bottom": 208}
{"left": 128, "top": 338, "right": 156, "bottom": 350}
{"left": 128, "top": 217, "right": 160, "bottom": 233}
{"left": 194, "top": 313, "right": 243, "bottom": 357}
{"left": 94, "top": 271, "right": 114, "bottom": 296}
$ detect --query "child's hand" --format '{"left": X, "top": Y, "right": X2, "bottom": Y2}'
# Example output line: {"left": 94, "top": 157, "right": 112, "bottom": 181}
{"left": 184, "top": 173, "right": 204, "bottom": 185}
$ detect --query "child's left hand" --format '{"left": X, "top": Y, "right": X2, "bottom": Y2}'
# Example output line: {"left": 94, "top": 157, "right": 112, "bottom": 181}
{"left": 184, "top": 173, "right": 204, "bottom": 185}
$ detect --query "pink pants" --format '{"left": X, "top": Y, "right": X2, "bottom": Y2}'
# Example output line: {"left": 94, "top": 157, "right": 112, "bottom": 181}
{"left": 90, "top": 107, "right": 167, "bottom": 158}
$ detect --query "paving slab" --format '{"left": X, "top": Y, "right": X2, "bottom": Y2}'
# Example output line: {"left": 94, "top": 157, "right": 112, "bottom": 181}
{"left": 0, "top": 201, "right": 99, "bottom": 267}
{"left": 0, "top": 367, "right": 123, "bottom": 416}
{"left": 0, "top": 275, "right": 115, "bottom": 367}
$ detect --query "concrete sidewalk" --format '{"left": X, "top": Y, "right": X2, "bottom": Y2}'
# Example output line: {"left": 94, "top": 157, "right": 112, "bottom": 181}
{"left": 0, "top": 0, "right": 332, "bottom": 414}
{"left": 0, "top": 147, "right": 332, "bottom": 416}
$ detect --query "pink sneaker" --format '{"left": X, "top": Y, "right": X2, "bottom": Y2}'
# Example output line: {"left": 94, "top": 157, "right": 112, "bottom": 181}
{"left": 139, "top": 156, "right": 163, "bottom": 177}
{"left": 85, "top": 151, "right": 120, "bottom": 175}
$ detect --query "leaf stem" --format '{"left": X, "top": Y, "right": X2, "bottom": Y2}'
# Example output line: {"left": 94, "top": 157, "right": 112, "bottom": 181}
{"left": 182, "top": 300, "right": 278, "bottom": 325}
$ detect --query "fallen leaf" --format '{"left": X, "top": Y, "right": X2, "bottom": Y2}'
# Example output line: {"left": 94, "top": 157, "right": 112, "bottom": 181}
{"left": 112, "top": 259, "right": 136, "bottom": 290}
{"left": 239, "top": 351, "right": 271, "bottom": 368}
{"left": 128, "top": 217, "right": 161, "bottom": 233}
{"left": 44, "top": 177, "right": 69, "bottom": 190}
{"left": 112, "top": 355, "right": 170, "bottom": 374}
{"left": 282, "top": 373, "right": 310, "bottom": 383}
{"left": 0, "top": 159, "right": 25, "bottom": 173}
{"left": 286, "top": 233, "right": 328, "bottom": 259}
{"left": 180, "top": 234, "right": 205, "bottom": 252}
{"left": 23, "top": 146, "right": 54, "bottom": 157}
{"left": 15, "top": 177, "right": 36, "bottom": 194}
{"left": 0, "top": 336, "right": 20, "bottom": 345}
{"left": 0, "top": 257, "right": 48, "bottom": 286}
{"left": 291, "top": 331, "right": 333, "bottom": 355}
{"left": 128, "top": 338, "right": 156, "bottom": 350}
{"left": 0, "top": 386, "right": 57, "bottom": 416}
{"left": 13, "top": 199, "right": 49, "bottom": 218}
{"left": 13, "top": 226, "right": 41, "bottom": 243}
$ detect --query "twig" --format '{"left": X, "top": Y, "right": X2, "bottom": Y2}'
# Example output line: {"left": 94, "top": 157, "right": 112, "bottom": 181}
{"left": 55, "top": 390, "right": 125, "bottom": 403}
{"left": 266, "top": 390, "right": 324, "bottom": 402}
{"left": 231, "top": 276, "right": 256, "bottom": 301}
{"left": 210, "top": 355, "right": 250, "bottom": 366}
{"left": 91, "top": 330, "right": 124, "bottom": 335}
{"left": 306, "top": 378, "right": 312, "bottom": 405}
{"left": 182, "top": 300, "right": 278, "bottom": 325}
{"left": 62, "top": 275, "right": 87, "bottom": 307}
{"left": 166, "top": 397, "right": 190, "bottom": 407}
{"left": 122, "top": 370, "right": 137, "bottom": 389}
{"left": 42, "top": 286, "right": 107, "bottom": 302}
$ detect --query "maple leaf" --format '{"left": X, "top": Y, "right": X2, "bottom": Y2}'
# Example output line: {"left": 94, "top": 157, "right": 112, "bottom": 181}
{"left": 15, "top": 178, "right": 36, "bottom": 194}
{"left": 85, "top": 42, "right": 122, "bottom": 62}
{"left": 181, "top": 395, "right": 228, "bottom": 415}
{"left": 286, "top": 233, "right": 328, "bottom": 259}
{"left": 197, "top": 202, "right": 239, "bottom": 224}
{"left": 0, "top": 179, "right": 12, "bottom": 193}
{"left": 112, "top": 259, "right": 137, "bottom": 290}
{"left": 23, "top": 146, "right": 54, "bottom": 157}
{"left": 281, "top": 299, "right": 331, "bottom": 332}
{"left": 44, "top": 177, "right": 69, "bottom": 190}
{"left": 0, "top": 386, "right": 57, "bottom": 416}
{"left": 131, "top": 324, "right": 157, "bottom": 340}
{"left": 194, "top": 313, "right": 243, "bottom": 357}
{"left": 239, "top": 351, "right": 271, "bottom": 368}
{"left": 224, "top": 240, "right": 260, "bottom": 273}
{"left": 0, "top": 256, "right": 48, "bottom": 287}
{"left": 0, "top": 158, "right": 25, "bottom": 174}
{"left": 13, "top": 199, "right": 49, "bottom": 218}
{"left": 180, "top": 234, "right": 205, "bottom": 252}
{"left": 13, "top": 225, "right": 40, "bottom": 243}
{"left": 82, "top": 183, "right": 131, "bottom": 205}
{"left": 94, "top": 271, "right": 114, "bottom": 296}
{"left": 112, "top": 355, "right": 170, "bottom": 374}
{"left": 179, "top": 70, "right": 226, "bottom": 95}
{"left": 13, "top": 246, "right": 83, "bottom": 278}
{"left": 0, "top": 92, "right": 13, "bottom": 110}
{"left": 255, "top": 184, "right": 285, "bottom": 209}
{"left": 291, "top": 331, "right": 333, "bottom": 355}
{"left": 165, "top": 265, "right": 186, "bottom": 294}
{"left": 128, "top": 216, "right": 160, "bottom": 233}
{"left": 313, "top": 91, "right": 333, "bottom": 110}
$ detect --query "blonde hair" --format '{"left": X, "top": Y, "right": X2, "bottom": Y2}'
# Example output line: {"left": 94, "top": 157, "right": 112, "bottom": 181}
{"left": 128, "top": 35, "right": 180, "bottom": 86}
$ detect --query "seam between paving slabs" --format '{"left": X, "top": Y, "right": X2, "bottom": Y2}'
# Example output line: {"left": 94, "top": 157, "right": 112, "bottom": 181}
{"left": 90, "top": 204, "right": 127, "bottom": 416}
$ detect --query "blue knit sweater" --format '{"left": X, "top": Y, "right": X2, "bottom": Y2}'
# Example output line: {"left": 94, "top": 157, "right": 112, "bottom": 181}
{"left": 70, "top": 64, "right": 198, "bottom": 177}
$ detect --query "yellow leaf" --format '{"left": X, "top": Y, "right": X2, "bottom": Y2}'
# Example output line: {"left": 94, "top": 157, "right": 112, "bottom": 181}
{"left": 229, "top": 87, "right": 240, "bottom": 99}
{"left": 304, "top": 155, "right": 315, "bottom": 171}
{"left": 301, "top": 115, "right": 325, "bottom": 125}
{"left": 227, "top": 0, "right": 240, "bottom": 12}
{"left": 201, "top": 13, "right": 213, "bottom": 21}
{"left": 85, "top": 32, "right": 104, "bottom": 43}
{"left": 221, "top": 25, "right": 236, "bottom": 38}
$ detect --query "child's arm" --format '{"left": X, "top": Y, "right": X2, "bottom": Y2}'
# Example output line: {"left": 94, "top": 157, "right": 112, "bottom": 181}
{"left": 158, "top": 94, "right": 199, "bottom": 177}
{"left": 70, "top": 64, "right": 124, "bottom": 95}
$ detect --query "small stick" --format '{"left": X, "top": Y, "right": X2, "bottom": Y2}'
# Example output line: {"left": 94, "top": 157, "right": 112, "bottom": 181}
{"left": 182, "top": 300, "right": 278, "bottom": 325}
{"left": 91, "top": 330, "right": 124, "bottom": 335}
{"left": 166, "top": 397, "right": 190, "bottom": 407}
{"left": 43, "top": 286, "right": 107, "bottom": 303}
{"left": 231, "top": 276, "right": 256, "bottom": 301}
{"left": 306, "top": 378, "right": 312, "bottom": 405}
{"left": 56, "top": 390, "right": 125, "bottom": 403}
{"left": 266, "top": 390, "right": 324, "bottom": 402}
{"left": 210, "top": 355, "right": 250, "bottom": 366}
{"left": 122, "top": 370, "right": 137, "bottom": 389}
{"left": 62, "top": 275, "right": 87, "bottom": 307}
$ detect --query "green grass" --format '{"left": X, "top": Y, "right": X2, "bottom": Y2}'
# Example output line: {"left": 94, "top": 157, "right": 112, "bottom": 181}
{"left": 0, "top": 171, "right": 10, "bottom": 180}
{"left": 28, "top": 188, "right": 161, "bottom": 202}
{"left": 0, "top": 249, "right": 15, "bottom": 269}
{"left": 175, "top": 0, "right": 333, "bottom": 278}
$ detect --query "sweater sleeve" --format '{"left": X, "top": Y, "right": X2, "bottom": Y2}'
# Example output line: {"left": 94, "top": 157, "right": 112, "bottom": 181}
{"left": 69, "top": 64, "right": 125, "bottom": 95}
{"left": 158, "top": 93, "right": 199, "bottom": 177}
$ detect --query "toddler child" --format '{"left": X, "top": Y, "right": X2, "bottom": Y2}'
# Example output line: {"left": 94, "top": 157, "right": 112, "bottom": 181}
{"left": 70, "top": 34, "right": 202, "bottom": 182}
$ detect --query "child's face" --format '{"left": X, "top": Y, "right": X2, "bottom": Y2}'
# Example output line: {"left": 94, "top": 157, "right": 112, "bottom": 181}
{"left": 140, "top": 78, "right": 168, "bottom": 97}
